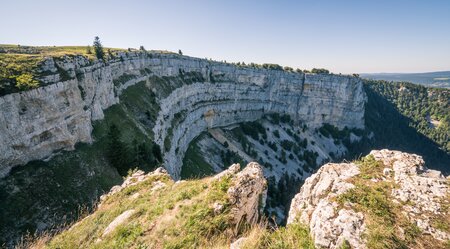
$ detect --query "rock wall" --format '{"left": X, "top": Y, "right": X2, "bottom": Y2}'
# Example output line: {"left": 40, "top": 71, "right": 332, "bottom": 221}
{"left": 0, "top": 52, "right": 366, "bottom": 178}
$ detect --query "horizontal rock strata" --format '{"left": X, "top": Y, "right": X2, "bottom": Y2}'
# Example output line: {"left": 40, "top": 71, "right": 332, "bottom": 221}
{"left": 0, "top": 52, "right": 366, "bottom": 178}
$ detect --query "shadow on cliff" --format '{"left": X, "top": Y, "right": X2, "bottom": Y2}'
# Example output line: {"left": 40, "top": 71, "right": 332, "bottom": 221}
{"left": 346, "top": 85, "right": 450, "bottom": 175}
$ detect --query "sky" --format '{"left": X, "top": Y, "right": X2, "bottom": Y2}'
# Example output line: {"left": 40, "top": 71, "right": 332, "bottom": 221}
{"left": 1, "top": 0, "right": 450, "bottom": 74}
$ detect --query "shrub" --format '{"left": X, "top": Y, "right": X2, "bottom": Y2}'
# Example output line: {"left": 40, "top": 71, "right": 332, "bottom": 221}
{"left": 311, "top": 68, "right": 330, "bottom": 74}
{"left": 273, "top": 130, "right": 280, "bottom": 138}
{"left": 15, "top": 73, "right": 38, "bottom": 90}
{"left": 280, "top": 140, "right": 294, "bottom": 151}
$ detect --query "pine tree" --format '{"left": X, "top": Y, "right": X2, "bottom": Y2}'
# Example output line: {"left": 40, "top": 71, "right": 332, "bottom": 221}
{"left": 152, "top": 144, "right": 162, "bottom": 163}
{"left": 93, "top": 36, "right": 105, "bottom": 60}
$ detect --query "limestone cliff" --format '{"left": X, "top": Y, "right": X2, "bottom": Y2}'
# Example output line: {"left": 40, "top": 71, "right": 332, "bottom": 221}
{"left": 287, "top": 149, "right": 450, "bottom": 249}
{"left": 0, "top": 52, "right": 366, "bottom": 178}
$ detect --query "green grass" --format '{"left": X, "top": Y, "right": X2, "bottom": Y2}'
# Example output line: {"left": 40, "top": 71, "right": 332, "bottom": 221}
{"left": 0, "top": 80, "right": 162, "bottom": 246}
{"left": 0, "top": 72, "right": 212, "bottom": 246}
{"left": 335, "top": 155, "right": 449, "bottom": 249}
{"left": 239, "top": 222, "right": 315, "bottom": 249}
{"left": 0, "top": 44, "right": 125, "bottom": 57}
{"left": 38, "top": 173, "right": 235, "bottom": 249}
{"left": 336, "top": 156, "right": 405, "bottom": 249}
{"left": 0, "top": 44, "right": 126, "bottom": 95}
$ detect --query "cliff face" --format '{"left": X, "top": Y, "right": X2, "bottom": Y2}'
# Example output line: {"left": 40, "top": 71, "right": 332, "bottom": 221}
{"left": 0, "top": 52, "right": 366, "bottom": 178}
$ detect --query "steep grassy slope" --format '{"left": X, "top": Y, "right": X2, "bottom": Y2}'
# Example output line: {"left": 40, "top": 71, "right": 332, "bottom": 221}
{"left": 22, "top": 165, "right": 314, "bottom": 249}
{"left": 23, "top": 151, "right": 449, "bottom": 249}
{"left": 0, "top": 81, "right": 164, "bottom": 246}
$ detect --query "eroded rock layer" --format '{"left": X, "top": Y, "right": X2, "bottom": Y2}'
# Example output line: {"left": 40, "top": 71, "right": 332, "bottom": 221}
{"left": 0, "top": 52, "right": 366, "bottom": 178}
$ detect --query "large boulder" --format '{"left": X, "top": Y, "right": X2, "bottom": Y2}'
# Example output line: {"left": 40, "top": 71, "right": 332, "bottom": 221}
{"left": 227, "top": 162, "right": 268, "bottom": 225}
{"left": 287, "top": 161, "right": 364, "bottom": 248}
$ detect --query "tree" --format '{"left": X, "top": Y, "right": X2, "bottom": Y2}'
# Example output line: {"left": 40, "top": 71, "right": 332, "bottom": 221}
{"left": 107, "top": 49, "right": 114, "bottom": 59}
{"left": 93, "top": 36, "right": 105, "bottom": 60}
{"left": 139, "top": 45, "right": 146, "bottom": 51}
{"left": 178, "top": 49, "right": 183, "bottom": 55}
{"left": 311, "top": 68, "right": 330, "bottom": 74}
{"left": 107, "top": 124, "right": 129, "bottom": 175}
{"left": 152, "top": 144, "right": 162, "bottom": 163}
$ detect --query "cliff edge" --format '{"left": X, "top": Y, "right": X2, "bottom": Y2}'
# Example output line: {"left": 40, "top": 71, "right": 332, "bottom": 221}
{"left": 287, "top": 149, "right": 449, "bottom": 249}
{"left": 0, "top": 52, "right": 366, "bottom": 178}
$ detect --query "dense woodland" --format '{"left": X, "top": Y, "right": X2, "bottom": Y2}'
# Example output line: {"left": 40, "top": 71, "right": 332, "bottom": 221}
{"left": 365, "top": 80, "right": 449, "bottom": 153}
{"left": 347, "top": 80, "right": 450, "bottom": 174}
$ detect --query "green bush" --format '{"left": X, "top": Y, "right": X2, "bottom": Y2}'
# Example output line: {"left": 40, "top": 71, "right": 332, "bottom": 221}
{"left": 15, "top": 73, "right": 39, "bottom": 90}
{"left": 311, "top": 68, "right": 330, "bottom": 74}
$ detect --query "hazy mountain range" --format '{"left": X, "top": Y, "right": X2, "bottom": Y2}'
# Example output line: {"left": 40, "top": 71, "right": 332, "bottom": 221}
{"left": 361, "top": 71, "right": 450, "bottom": 88}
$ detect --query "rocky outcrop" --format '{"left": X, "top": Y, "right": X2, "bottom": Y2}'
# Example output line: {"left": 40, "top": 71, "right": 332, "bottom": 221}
{"left": 227, "top": 162, "right": 267, "bottom": 225}
{"left": 99, "top": 167, "right": 169, "bottom": 202}
{"left": 100, "top": 209, "right": 135, "bottom": 238}
{"left": 287, "top": 161, "right": 364, "bottom": 248}
{"left": 212, "top": 162, "right": 267, "bottom": 226}
{"left": 370, "top": 149, "right": 450, "bottom": 241}
{"left": 0, "top": 51, "right": 366, "bottom": 178}
{"left": 287, "top": 149, "right": 449, "bottom": 249}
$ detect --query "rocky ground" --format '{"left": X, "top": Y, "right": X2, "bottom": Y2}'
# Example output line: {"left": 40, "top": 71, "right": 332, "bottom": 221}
{"left": 288, "top": 149, "right": 449, "bottom": 249}
{"left": 21, "top": 149, "right": 449, "bottom": 249}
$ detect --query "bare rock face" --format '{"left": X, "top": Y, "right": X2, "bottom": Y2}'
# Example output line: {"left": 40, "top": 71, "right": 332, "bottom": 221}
{"left": 227, "top": 162, "right": 267, "bottom": 225}
{"left": 369, "top": 149, "right": 450, "bottom": 241}
{"left": 0, "top": 52, "right": 366, "bottom": 178}
{"left": 287, "top": 162, "right": 364, "bottom": 248}
{"left": 287, "top": 149, "right": 449, "bottom": 249}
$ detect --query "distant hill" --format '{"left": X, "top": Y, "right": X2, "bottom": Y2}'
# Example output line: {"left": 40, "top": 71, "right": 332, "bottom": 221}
{"left": 361, "top": 71, "right": 450, "bottom": 88}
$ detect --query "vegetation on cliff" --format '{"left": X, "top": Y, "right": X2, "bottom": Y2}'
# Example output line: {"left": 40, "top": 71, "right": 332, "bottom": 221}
{"left": 365, "top": 80, "right": 449, "bottom": 153}
{"left": 0, "top": 44, "right": 121, "bottom": 95}
{"left": 353, "top": 80, "right": 450, "bottom": 174}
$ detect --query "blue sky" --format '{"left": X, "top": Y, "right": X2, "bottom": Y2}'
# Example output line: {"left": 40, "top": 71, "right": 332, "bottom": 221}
{"left": 1, "top": 0, "right": 450, "bottom": 73}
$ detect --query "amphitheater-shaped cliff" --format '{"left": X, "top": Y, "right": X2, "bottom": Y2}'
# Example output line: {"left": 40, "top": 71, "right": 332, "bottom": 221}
{"left": 0, "top": 51, "right": 366, "bottom": 179}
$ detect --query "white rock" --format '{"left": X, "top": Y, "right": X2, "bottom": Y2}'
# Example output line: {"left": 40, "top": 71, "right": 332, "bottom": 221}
{"left": 287, "top": 162, "right": 363, "bottom": 249}
{"left": 230, "top": 237, "right": 247, "bottom": 249}
{"left": 288, "top": 149, "right": 450, "bottom": 248}
{"left": 0, "top": 53, "right": 366, "bottom": 178}
{"left": 227, "top": 162, "right": 267, "bottom": 225}
{"left": 101, "top": 209, "right": 135, "bottom": 237}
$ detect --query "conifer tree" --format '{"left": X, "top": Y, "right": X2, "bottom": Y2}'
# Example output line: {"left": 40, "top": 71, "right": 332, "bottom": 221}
{"left": 93, "top": 36, "right": 105, "bottom": 60}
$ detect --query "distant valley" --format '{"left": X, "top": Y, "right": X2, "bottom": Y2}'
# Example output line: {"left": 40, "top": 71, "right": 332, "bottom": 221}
{"left": 361, "top": 71, "right": 450, "bottom": 88}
